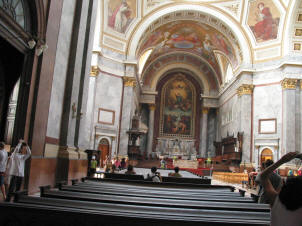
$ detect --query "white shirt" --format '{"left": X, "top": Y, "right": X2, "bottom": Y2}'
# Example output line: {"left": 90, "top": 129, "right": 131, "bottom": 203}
{"left": 271, "top": 196, "right": 302, "bottom": 226}
{"left": 7, "top": 143, "right": 31, "bottom": 177}
{"left": 0, "top": 148, "right": 8, "bottom": 172}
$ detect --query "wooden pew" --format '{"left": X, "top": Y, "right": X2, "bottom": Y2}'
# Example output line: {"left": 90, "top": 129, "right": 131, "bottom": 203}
{"left": 10, "top": 194, "right": 270, "bottom": 226}
{"left": 92, "top": 174, "right": 212, "bottom": 186}
{"left": 75, "top": 180, "right": 236, "bottom": 195}
{"left": 59, "top": 184, "right": 256, "bottom": 203}
{"left": 161, "top": 176, "right": 211, "bottom": 184}
{"left": 88, "top": 178, "right": 229, "bottom": 190}
{"left": 41, "top": 187, "right": 270, "bottom": 212}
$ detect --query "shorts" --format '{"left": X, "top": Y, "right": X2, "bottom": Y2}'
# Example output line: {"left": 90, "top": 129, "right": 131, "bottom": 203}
{"left": 0, "top": 174, "right": 4, "bottom": 186}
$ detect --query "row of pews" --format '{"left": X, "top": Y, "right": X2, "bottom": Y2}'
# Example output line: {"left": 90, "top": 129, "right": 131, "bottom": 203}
{"left": 0, "top": 176, "right": 270, "bottom": 226}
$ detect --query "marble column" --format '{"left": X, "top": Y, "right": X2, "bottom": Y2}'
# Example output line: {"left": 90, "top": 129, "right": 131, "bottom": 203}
{"left": 200, "top": 107, "right": 209, "bottom": 158}
{"left": 281, "top": 79, "right": 298, "bottom": 157}
{"left": 118, "top": 76, "right": 136, "bottom": 157}
{"left": 237, "top": 84, "right": 254, "bottom": 163}
{"left": 87, "top": 67, "right": 98, "bottom": 150}
{"left": 146, "top": 104, "right": 156, "bottom": 157}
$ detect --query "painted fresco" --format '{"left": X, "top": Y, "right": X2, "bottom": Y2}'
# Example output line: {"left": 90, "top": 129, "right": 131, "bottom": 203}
{"left": 138, "top": 21, "right": 238, "bottom": 70}
{"left": 160, "top": 74, "right": 195, "bottom": 138}
{"left": 108, "top": 0, "right": 136, "bottom": 33}
{"left": 248, "top": 0, "right": 280, "bottom": 42}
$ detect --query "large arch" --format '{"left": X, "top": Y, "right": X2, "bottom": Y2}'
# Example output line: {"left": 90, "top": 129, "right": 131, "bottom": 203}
{"left": 147, "top": 62, "right": 213, "bottom": 95}
{"left": 126, "top": 4, "right": 252, "bottom": 65}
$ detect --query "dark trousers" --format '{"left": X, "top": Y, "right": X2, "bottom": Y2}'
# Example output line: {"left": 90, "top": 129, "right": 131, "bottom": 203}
{"left": 6, "top": 176, "right": 23, "bottom": 201}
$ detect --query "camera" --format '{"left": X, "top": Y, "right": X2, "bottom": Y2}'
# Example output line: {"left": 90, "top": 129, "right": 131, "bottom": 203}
{"left": 296, "top": 153, "right": 302, "bottom": 160}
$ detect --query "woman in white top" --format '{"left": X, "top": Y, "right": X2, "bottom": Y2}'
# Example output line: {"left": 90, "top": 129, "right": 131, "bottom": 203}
{"left": 259, "top": 152, "right": 302, "bottom": 226}
{"left": 0, "top": 142, "right": 8, "bottom": 200}
{"left": 5, "top": 140, "right": 31, "bottom": 202}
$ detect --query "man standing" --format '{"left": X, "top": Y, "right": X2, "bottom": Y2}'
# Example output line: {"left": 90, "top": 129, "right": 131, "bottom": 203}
{"left": 0, "top": 142, "right": 8, "bottom": 201}
{"left": 6, "top": 140, "right": 31, "bottom": 202}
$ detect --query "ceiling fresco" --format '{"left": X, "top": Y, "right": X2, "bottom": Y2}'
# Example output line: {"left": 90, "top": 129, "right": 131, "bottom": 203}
{"left": 138, "top": 20, "right": 239, "bottom": 78}
{"left": 247, "top": 0, "right": 281, "bottom": 43}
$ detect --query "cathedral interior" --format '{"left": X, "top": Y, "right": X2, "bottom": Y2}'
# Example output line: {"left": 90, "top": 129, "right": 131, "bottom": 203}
{"left": 1, "top": 0, "right": 302, "bottom": 219}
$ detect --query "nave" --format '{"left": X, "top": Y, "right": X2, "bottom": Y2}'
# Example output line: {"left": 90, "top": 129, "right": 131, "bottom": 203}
{"left": 0, "top": 176, "right": 270, "bottom": 226}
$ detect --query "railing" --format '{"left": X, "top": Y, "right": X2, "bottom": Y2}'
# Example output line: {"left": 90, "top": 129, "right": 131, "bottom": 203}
{"left": 212, "top": 172, "right": 248, "bottom": 184}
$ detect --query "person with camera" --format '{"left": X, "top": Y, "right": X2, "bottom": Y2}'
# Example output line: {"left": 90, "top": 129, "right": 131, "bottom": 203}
{"left": 259, "top": 152, "right": 302, "bottom": 225}
{"left": 5, "top": 139, "right": 31, "bottom": 202}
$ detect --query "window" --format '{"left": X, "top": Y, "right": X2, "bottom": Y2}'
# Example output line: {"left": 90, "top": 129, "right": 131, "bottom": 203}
{"left": 0, "top": 0, "right": 26, "bottom": 29}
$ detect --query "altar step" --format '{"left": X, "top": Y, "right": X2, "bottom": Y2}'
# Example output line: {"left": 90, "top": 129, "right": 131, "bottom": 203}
{"left": 136, "top": 159, "right": 160, "bottom": 168}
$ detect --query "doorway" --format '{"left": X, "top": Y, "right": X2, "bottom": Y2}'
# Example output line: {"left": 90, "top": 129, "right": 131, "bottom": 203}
{"left": 0, "top": 37, "right": 24, "bottom": 143}
{"left": 260, "top": 148, "right": 273, "bottom": 165}
{"left": 98, "top": 138, "right": 110, "bottom": 168}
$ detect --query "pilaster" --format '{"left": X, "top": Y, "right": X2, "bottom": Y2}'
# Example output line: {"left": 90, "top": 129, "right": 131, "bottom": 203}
{"left": 118, "top": 76, "right": 137, "bottom": 156}
{"left": 237, "top": 84, "right": 254, "bottom": 162}
{"left": 200, "top": 107, "right": 209, "bottom": 157}
{"left": 281, "top": 78, "right": 298, "bottom": 156}
{"left": 146, "top": 104, "right": 156, "bottom": 156}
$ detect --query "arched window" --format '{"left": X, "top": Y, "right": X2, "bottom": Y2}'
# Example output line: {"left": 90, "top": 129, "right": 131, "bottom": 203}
{"left": 0, "top": 0, "right": 27, "bottom": 29}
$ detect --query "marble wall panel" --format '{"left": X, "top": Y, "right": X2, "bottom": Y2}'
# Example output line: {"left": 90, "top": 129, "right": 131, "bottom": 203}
{"left": 93, "top": 73, "right": 123, "bottom": 154}
{"left": 46, "top": 0, "right": 76, "bottom": 139}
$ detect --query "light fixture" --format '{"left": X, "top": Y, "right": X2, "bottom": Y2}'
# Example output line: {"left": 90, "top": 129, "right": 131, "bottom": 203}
{"left": 36, "top": 43, "right": 48, "bottom": 56}
{"left": 27, "top": 39, "right": 36, "bottom": 49}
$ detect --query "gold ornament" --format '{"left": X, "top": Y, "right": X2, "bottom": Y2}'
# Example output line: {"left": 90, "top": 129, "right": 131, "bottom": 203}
{"left": 237, "top": 84, "right": 254, "bottom": 97}
{"left": 281, "top": 78, "right": 297, "bottom": 90}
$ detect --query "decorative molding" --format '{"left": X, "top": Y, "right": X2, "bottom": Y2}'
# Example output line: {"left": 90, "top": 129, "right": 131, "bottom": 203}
{"left": 281, "top": 78, "right": 298, "bottom": 89}
{"left": 258, "top": 118, "right": 277, "bottom": 134}
{"left": 237, "top": 84, "right": 254, "bottom": 96}
{"left": 98, "top": 108, "right": 115, "bottom": 125}
{"left": 90, "top": 66, "right": 100, "bottom": 77}
{"left": 202, "top": 107, "right": 209, "bottom": 114}
{"left": 123, "top": 76, "right": 137, "bottom": 87}
{"left": 149, "top": 103, "right": 156, "bottom": 111}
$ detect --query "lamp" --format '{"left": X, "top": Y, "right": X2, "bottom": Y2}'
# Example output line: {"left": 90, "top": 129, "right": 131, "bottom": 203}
{"left": 36, "top": 43, "right": 48, "bottom": 56}
{"left": 27, "top": 39, "right": 36, "bottom": 49}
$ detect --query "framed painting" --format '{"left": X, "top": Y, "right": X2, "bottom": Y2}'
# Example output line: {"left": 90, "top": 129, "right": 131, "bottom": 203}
{"left": 159, "top": 73, "right": 196, "bottom": 139}
{"left": 98, "top": 108, "right": 115, "bottom": 125}
{"left": 259, "top": 118, "right": 276, "bottom": 134}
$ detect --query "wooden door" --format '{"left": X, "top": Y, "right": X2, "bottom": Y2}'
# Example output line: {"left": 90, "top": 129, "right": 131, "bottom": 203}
{"left": 260, "top": 148, "right": 273, "bottom": 165}
{"left": 98, "top": 139, "right": 109, "bottom": 168}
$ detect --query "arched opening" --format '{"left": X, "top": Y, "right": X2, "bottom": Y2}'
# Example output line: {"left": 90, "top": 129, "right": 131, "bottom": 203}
{"left": 98, "top": 138, "right": 110, "bottom": 168}
{"left": 260, "top": 148, "right": 273, "bottom": 165}
{"left": 0, "top": 36, "right": 24, "bottom": 143}
{"left": 0, "top": 0, "right": 43, "bottom": 146}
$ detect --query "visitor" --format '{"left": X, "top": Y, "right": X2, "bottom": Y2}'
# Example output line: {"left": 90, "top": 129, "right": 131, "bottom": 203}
{"left": 259, "top": 152, "right": 302, "bottom": 225}
{"left": 125, "top": 164, "right": 136, "bottom": 175}
{"left": 147, "top": 166, "right": 161, "bottom": 182}
{"left": 160, "top": 158, "right": 166, "bottom": 169}
{"left": 168, "top": 167, "right": 182, "bottom": 177}
{"left": 298, "top": 166, "right": 302, "bottom": 176}
{"left": 114, "top": 157, "right": 121, "bottom": 170}
{"left": 110, "top": 164, "right": 117, "bottom": 173}
{"left": 120, "top": 158, "right": 126, "bottom": 170}
{"left": 0, "top": 142, "right": 8, "bottom": 201}
{"left": 256, "top": 159, "right": 282, "bottom": 204}
{"left": 90, "top": 155, "right": 97, "bottom": 177}
{"left": 5, "top": 140, "right": 31, "bottom": 202}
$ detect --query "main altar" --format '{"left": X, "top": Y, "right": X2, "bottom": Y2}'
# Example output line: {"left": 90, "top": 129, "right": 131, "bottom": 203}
{"left": 155, "top": 138, "right": 197, "bottom": 160}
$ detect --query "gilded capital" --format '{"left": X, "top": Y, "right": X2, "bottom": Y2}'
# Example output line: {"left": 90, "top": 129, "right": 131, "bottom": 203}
{"left": 123, "top": 76, "right": 136, "bottom": 87}
{"left": 281, "top": 78, "right": 298, "bottom": 90}
{"left": 90, "top": 66, "right": 100, "bottom": 77}
{"left": 237, "top": 84, "right": 254, "bottom": 97}
{"left": 149, "top": 104, "right": 156, "bottom": 111}
{"left": 202, "top": 107, "right": 209, "bottom": 114}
